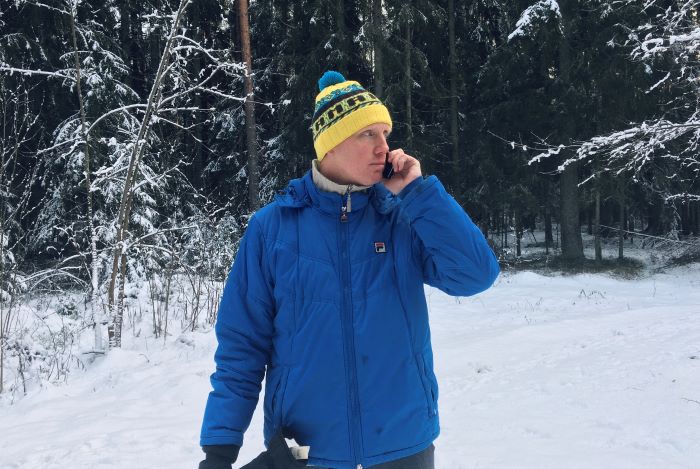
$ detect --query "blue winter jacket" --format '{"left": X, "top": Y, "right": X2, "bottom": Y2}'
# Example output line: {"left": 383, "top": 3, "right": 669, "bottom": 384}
{"left": 200, "top": 171, "right": 499, "bottom": 469}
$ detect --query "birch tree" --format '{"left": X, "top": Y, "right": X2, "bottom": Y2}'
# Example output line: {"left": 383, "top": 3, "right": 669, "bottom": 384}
{"left": 2, "top": 0, "right": 248, "bottom": 350}
{"left": 106, "top": 0, "right": 248, "bottom": 347}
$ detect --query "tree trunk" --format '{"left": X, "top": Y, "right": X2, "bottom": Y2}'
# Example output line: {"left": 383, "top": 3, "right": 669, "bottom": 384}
{"left": 113, "top": 252, "right": 127, "bottom": 348}
{"left": 107, "top": 0, "right": 191, "bottom": 348}
{"left": 448, "top": 0, "right": 459, "bottom": 186}
{"left": 120, "top": 0, "right": 145, "bottom": 97}
{"left": 618, "top": 186, "right": 625, "bottom": 260}
{"left": 0, "top": 301, "right": 3, "bottom": 393}
{"left": 336, "top": 0, "right": 347, "bottom": 71}
{"left": 481, "top": 217, "right": 489, "bottom": 240}
{"left": 645, "top": 195, "right": 667, "bottom": 235}
{"left": 69, "top": 4, "right": 102, "bottom": 352}
{"left": 404, "top": 3, "right": 413, "bottom": 147}
{"left": 515, "top": 210, "right": 522, "bottom": 257}
{"left": 587, "top": 201, "right": 593, "bottom": 235}
{"left": 118, "top": 0, "right": 131, "bottom": 80}
{"left": 371, "top": 0, "right": 384, "bottom": 98}
{"left": 629, "top": 211, "right": 635, "bottom": 243}
{"left": 594, "top": 178, "right": 602, "bottom": 263}
{"left": 544, "top": 178, "right": 553, "bottom": 251}
{"left": 557, "top": 0, "right": 583, "bottom": 261}
{"left": 0, "top": 159, "right": 4, "bottom": 393}
{"left": 495, "top": 210, "right": 501, "bottom": 249}
{"left": 503, "top": 205, "right": 508, "bottom": 248}
{"left": 0, "top": 83, "right": 5, "bottom": 393}
{"left": 238, "top": 0, "right": 259, "bottom": 211}
{"left": 560, "top": 162, "right": 584, "bottom": 260}
{"left": 681, "top": 201, "right": 691, "bottom": 236}
{"left": 190, "top": 4, "right": 204, "bottom": 187}
{"left": 544, "top": 207, "right": 552, "bottom": 255}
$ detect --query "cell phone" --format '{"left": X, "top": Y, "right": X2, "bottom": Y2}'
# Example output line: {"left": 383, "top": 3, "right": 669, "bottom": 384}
{"left": 382, "top": 152, "right": 394, "bottom": 179}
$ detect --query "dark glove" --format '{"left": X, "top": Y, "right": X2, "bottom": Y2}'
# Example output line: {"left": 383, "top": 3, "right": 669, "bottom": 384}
{"left": 198, "top": 444, "right": 240, "bottom": 469}
{"left": 239, "top": 432, "right": 307, "bottom": 469}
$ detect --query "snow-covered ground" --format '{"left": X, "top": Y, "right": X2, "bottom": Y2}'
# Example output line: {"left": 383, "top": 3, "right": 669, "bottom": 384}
{"left": 1, "top": 264, "right": 699, "bottom": 469}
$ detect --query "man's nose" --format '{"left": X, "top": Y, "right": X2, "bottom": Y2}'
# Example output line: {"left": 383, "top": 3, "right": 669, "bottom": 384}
{"left": 376, "top": 134, "right": 389, "bottom": 153}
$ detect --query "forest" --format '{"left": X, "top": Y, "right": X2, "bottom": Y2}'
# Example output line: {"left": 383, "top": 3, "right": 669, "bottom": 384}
{"left": 0, "top": 0, "right": 699, "bottom": 396}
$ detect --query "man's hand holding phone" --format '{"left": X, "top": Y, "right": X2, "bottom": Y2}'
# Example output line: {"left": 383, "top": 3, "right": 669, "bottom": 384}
{"left": 382, "top": 149, "right": 422, "bottom": 195}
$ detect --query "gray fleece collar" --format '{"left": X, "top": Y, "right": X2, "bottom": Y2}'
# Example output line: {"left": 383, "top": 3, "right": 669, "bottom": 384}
{"left": 311, "top": 159, "right": 371, "bottom": 195}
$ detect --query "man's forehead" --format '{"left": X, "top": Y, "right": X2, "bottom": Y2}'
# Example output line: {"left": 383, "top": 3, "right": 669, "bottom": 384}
{"left": 357, "top": 123, "right": 392, "bottom": 134}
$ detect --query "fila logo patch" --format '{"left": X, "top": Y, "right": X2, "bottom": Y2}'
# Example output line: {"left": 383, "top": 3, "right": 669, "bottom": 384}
{"left": 374, "top": 242, "right": 386, "bottom": 253}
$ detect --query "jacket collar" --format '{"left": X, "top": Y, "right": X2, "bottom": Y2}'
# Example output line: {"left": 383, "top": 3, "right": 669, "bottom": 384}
{"left": 311, "top": 159, "right": 370, "bottom": 195}
{"left": 275, "top": 170, "right": 400, "bottom": 216}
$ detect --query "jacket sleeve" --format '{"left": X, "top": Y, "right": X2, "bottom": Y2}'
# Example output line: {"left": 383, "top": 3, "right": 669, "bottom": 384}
{"left": 200, "top": 216, "right": 275, "bottom": 447}
{"left": 399, "top": 175, "right": 499, "bottom": 296}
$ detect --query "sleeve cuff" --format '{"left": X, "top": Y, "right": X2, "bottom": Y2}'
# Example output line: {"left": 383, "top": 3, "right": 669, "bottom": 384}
{"left": 202, "top": 444, "right": 240, "bottom": 464}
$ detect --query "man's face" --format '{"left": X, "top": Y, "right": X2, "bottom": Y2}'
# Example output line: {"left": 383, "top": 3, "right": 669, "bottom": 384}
{"left": 319, "top": 123, "right": 391, "bottom": 186}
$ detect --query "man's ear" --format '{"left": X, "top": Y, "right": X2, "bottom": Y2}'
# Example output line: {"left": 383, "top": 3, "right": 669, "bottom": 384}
{"left": 321, "top": 150, "right": 334, "bottom": 164}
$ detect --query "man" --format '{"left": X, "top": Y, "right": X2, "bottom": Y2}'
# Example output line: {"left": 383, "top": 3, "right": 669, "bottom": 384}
{"left": 199, "top": 71, "right": 499, "bottom": 469}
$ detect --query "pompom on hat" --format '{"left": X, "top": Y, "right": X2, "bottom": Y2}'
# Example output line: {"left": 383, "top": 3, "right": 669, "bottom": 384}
{"left": 311, "top": 71, "right": 392, "bottom": 161}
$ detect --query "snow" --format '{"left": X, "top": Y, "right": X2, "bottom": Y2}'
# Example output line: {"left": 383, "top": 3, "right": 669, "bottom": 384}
{"left": 508, "top": 0, "right": 561, "bottom": 42}
{"left": 1, "top": 265, "right": 700, "bottom": 468}
{"left": 668, "top": 27, "right": 700, "bottom": 47}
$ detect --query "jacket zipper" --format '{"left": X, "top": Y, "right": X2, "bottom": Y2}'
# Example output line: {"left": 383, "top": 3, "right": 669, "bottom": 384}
{"left": 340, "top": 186, "right": 352, "bottom": 222}
{"left": 339, "top": 187, "right": 363, "bottom": 468}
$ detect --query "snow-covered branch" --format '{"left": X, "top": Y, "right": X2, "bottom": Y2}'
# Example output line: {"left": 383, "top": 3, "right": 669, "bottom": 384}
{"left": 528, "top": 0, "right": 700, "bottom": 201}
{"left": 0, "top": 66, "right": 75, "bottom": 82}
{"left": 508, "top": 0, "right": 562, "bottom": 42}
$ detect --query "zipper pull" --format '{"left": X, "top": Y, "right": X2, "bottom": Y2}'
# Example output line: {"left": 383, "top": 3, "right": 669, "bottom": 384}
{"left": 340, "top": 186, "right": 351, "bottom": 222}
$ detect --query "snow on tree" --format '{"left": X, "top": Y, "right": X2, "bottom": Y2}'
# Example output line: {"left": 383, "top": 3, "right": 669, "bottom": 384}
{"left": 1, "top": 0, "right": 249, "bottom": 351}
{"left": 508, "top": 0, "right": 561, "bottom": 42}
{"left": 530, "top": 0, "right": 700, "bottom": 203}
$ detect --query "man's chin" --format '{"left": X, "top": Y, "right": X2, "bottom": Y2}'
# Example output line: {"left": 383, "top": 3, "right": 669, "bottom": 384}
{"left": 364, "top": 168, "right": 384, "bottom": 185}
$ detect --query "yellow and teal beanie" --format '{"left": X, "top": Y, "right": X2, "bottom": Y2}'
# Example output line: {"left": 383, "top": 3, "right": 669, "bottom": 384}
{"left": 311, "top": 71, "right": 392, "bottom": 161}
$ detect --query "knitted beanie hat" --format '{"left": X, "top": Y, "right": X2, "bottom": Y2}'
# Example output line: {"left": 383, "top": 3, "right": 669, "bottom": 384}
{"left": 311, "top": 71, "right": 392, "bottom": 161}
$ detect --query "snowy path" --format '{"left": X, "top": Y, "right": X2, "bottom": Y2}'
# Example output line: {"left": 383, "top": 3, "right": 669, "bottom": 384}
{"left": 1, "top": 267, "right": 699, "bottom": 469}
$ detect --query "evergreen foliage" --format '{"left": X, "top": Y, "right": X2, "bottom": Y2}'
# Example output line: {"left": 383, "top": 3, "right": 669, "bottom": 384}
{"left": 0, "top": 0, "right": 698, "bottom": 300}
